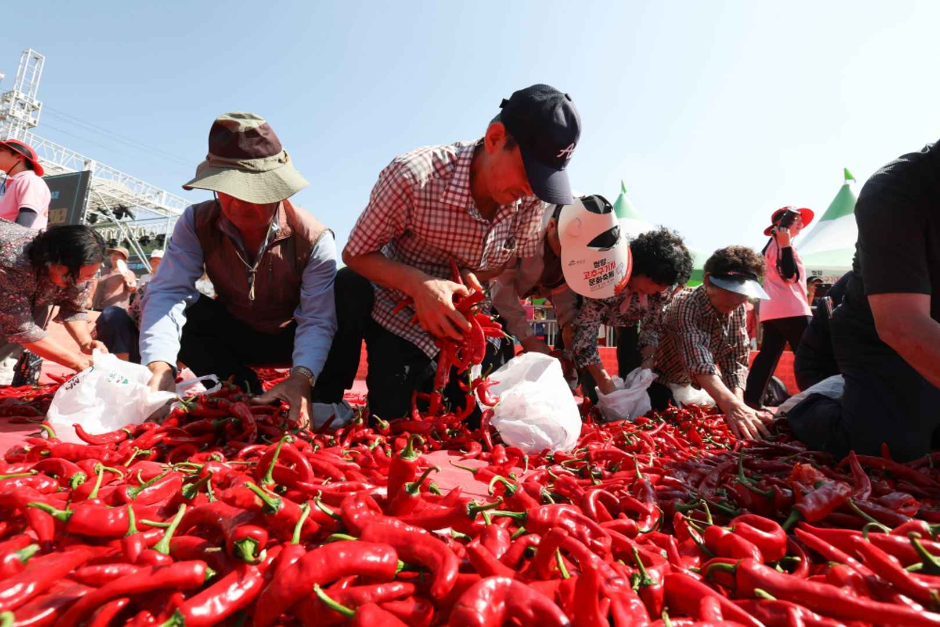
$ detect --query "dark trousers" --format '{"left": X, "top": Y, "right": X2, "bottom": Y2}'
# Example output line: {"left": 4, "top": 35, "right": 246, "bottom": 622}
{"left": 787, "top": 315, "right": 940, "bottom": 462}
{"left": 314, "top": 268, "right": 509, "bottom": 421}
{"left": 96, "top": 307, "right": 141, "bottom": 363}
{"left": 744, "top": 316, "right": 810, "bottom": 405}
{"left": 793, "top": 326, "right": 839, "bottom": 392}
{"left": 616, "top": 326, "right": 641, "bottom": 376}
{"left": 178, "top": 296, "right": 296, "bottom": 396}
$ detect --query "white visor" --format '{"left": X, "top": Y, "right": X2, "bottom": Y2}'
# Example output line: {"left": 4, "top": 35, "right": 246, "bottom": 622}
{"left": 709, "top": 273, "right": 770, "bottom": 300}
{"left": 558, "top": 195, "right": 632, "bottom": 299}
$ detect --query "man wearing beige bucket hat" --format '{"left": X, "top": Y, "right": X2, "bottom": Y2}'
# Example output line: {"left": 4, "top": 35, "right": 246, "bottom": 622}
{"left": 139, "top": 112, "right": 338, "bottom": 427}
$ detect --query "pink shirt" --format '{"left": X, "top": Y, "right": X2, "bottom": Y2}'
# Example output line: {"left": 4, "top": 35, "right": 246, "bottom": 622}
{"left": 760, "top": 241, "right": 811, "bottom": 321}
{"left": 0, "top": 170, "right": 51, "bottom": 229}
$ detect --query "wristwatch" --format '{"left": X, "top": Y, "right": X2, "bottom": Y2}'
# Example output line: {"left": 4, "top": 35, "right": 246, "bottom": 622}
{"left": 290, "top": 366, "right": 315, "bottom": 387}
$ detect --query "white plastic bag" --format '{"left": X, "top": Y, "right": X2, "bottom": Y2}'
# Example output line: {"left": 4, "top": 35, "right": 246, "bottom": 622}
{"left": 668, "top": 383, "right": 716, "bottom": 408}
{"left": 312, "top": 400, "right": 356, "bottom": 430}
{"left": 596, "top": 368, "right": 657, "bottom": 422}
{"left": 777, "top": 375, "right": 844, "bottom": 415}
{"left": 487, "top": 353, "right": 581, "bottom": 453}
{"left": 47, "top": 352, "right": 211, "bottom": 444}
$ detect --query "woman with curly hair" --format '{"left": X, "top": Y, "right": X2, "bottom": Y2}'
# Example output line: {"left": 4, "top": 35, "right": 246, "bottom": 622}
{"left": 653, "top": 246, "right": 773, "bottom": 440}
{"left": 570, "top": 227, "right": 693, "bottom": 401}
{"left": 0, "top": 222, "right": 108, "bottom": 375}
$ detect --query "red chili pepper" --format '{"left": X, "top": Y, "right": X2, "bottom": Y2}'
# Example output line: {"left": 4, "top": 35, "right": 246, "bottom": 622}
{"left": 729, "top": 514, "right": 787, "bottom": 562}
{"left": 387, "top": 434, "right": 423, "bottom": 503}
{"left": 252, "top": 540, "right": 400, "bottom": 627}
{"left": 73, "top": 423, "right": 130, "bottom": 446}
{"left": 709, "top": 558, "right": 940, "bottom": 626}
{"left": 0, "top": 547, "right": 92, "bottom": 612}
{"left": 162, "top": 546, "right": 282, "bottom": 627}
{"left": 449, "top": 576, "right": 570, "bottom": 627}
{"left": 57, "top": 560, "right": 212, "bottom": 626}
{"left": 360, "top": 519, "right": 460, "bottom": 599}
{"left": 177, "top": 501, "right": 269, "bottom": 562}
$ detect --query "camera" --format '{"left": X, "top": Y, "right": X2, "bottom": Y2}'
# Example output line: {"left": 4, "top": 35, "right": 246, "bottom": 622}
{"left": 776, "top": 209, "right": 799, "bottom": 230}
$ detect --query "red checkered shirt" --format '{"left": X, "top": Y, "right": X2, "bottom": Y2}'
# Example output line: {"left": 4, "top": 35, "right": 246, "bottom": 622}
{"left": 344, "top": 141, "right": 546, "bottom": 356}
{"left": 654, "top": 285, "right": 750, "bottom": 392}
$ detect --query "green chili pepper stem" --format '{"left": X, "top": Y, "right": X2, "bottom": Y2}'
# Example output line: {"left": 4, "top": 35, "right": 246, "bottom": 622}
{"left": 244, "top": 481, "right": 283, "bottom": 514}
{"left": 260, "top": 435, "right": 293, "bottom": 487}
{"left": 845, "top": 499, "right": 891, "bottom": 532}
{"left": 405, "top": 466, "right": 440, "bottom": 497}
{"left": 632, "top": 454, "right": 644, "bottom": 480}
{"left": 468, "top": 500, "right": 504, "bottom": 518}
{"left": 400, "top": 434, "right": 424, "bottom": 461}
{"left": 0, "top": 470, "right": 37, "bottom": 480}
{"left": 313, "top": 583, "right": 355, "bottom": 618}
{"left": 909, "top": 533, "right": 940, "bottom": 575}
{"left": 782, "top": 509, "right": 803, "bottom": 531}
{"left": 87, "top": 464, "right": 107, "bottom": 500}
{"left": 153, "top": 504, "right": 187, "bottom": 555}
{"left": 754, "top": 588, "right": 777, "bottom": 601}
{"left": 15, "top": 544, "right": 40, "bottom": 564}
{"left": 487, "top": 475, "right": 518, "bottom": 497}
{"left": 1, "top": 611, "right": 14, "bottom": 627}
{"left": 159, "top": 610, "right": 186, "bottom": 627}
{"left": 449, "top": 460, "right": 481, "bottom": 475}
{"left": 632, "top": 547, "right": 657, "bottom": 586}
{"left": 38, "top": 423, "right": 56, "bottom": 439}
{"left": 428, "top": 482, "right": 443, "bottom": 496}
{"left": 638, "top": 506, "right": 664, "bottom": 535}
{"left": 68, "top": 472, "right": 87, "bottom": 490}
{"left": 511, "top": 526, "right": 528, "bottom": 540}
{"left": 736, "top": 454, "right": 774, "bottom": 499}
{"left": 451, "top": 529, "right": 472, "bottom": 541}
{"left": 181, "top": 474, "right": 214, "bottom": 500}
{"left": 313, "top": 494, "right": 342, "bottom": 520}
{"left": 325, "top": 533, "right": 359, "bottom": 542}
{"left": 289, "top": 502, "right": 311, "bottom": 545}
{"left": 906, "top": 563, "right": 924, "bottom": 572}
{"left": 140, "top": 519, "right": 172, "bottom": 528}
{"left": 125, "top": 504, "right": 138, "bottom": 537}
{"left": 704, "top": 560, "right": 737, "bottom": 580}
{"left": 127, "top": 469, "right": 170, "bottom": 500}
{"left": 662, "top": 608, "right": 673, "bottom": 627}
{"left": 233, "top": 537, "right": 260, "bottom": 563}
{"left": 703, "top": 498, "right": 740, "bottom": 518}
{"left": 555, "top": 548, "right": 571, "bottom": 579}
{"left": 26, "top": 501, "right": 71, "bottom": 523}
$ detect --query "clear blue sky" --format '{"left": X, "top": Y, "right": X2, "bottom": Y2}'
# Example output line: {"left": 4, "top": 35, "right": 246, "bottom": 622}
{"left": 3, "top": 1, "right": 939, "bottom": 254}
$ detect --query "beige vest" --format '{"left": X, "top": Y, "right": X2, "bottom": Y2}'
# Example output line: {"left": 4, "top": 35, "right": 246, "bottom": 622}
{"left": 193, "top": 200, "right": 329, "bottom": 334}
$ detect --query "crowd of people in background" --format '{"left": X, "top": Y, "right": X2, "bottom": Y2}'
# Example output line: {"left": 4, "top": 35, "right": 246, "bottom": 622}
{"left": 1, "top": 84, "right": 938, "bottom": 461}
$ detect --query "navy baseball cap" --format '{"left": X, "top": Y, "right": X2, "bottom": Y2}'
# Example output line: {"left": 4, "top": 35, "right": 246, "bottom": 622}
{"left": 499, "top": 84, "right": 581, "bottom": 205}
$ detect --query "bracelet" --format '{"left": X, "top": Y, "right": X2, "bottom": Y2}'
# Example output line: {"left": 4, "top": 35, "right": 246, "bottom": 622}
{"left": 290, "top": 366, "right": 315, "bottom": 387}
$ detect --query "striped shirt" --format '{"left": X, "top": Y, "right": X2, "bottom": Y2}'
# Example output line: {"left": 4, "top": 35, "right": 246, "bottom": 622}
{"left": 655, "top": 285, "right": 750, "bottom": 391}
{"left": 344, "top": 141, "right": 546, "bottom": 356}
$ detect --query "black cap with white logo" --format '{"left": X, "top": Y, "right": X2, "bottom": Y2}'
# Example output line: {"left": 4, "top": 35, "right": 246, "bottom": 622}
{"left": 499, "top": 84, "right": 581, "bottom": 205}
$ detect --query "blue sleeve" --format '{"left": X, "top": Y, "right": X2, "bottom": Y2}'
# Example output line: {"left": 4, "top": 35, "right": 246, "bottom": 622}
{"left": 291, "top": 232, "right": 338, "bottom": 378}
{"left": 138, "top": 206, "right": 205, "bottom": 367}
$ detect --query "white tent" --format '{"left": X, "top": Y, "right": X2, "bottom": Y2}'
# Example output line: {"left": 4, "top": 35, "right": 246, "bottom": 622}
{"left": 796, "top": 168, "right": 859, "bottom": 277}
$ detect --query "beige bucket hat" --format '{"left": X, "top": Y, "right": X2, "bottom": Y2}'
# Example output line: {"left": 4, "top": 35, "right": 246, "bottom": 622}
{"left": 182, "top": 112, "right": 309, "bottom": 204}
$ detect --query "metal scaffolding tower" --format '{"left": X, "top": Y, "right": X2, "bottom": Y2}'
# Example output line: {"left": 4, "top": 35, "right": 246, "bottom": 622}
{"left": 0, "top": 49, "right": 189, "bottom": 269}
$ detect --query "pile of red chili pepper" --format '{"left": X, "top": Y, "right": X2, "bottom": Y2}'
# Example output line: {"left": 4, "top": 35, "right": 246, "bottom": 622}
{"left": 7, "top": 370, "right": 940, "bottom": 626}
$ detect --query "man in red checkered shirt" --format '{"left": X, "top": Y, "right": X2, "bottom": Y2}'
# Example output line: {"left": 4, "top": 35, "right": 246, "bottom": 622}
{"left": 312, "top": 84, "right": 581, "bottom": 420}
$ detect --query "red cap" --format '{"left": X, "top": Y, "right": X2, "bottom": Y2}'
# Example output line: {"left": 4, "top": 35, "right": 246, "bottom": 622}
{"left": 0, "top": 139, "right": 44, "bottom": 177}
{"left": 763, "top": 206, "right": 814, "bottom": 236}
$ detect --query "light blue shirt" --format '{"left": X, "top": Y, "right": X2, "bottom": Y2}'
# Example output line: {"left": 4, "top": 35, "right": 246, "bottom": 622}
{"left": 139, "top": 203, "right": 338, "bottom": 378}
